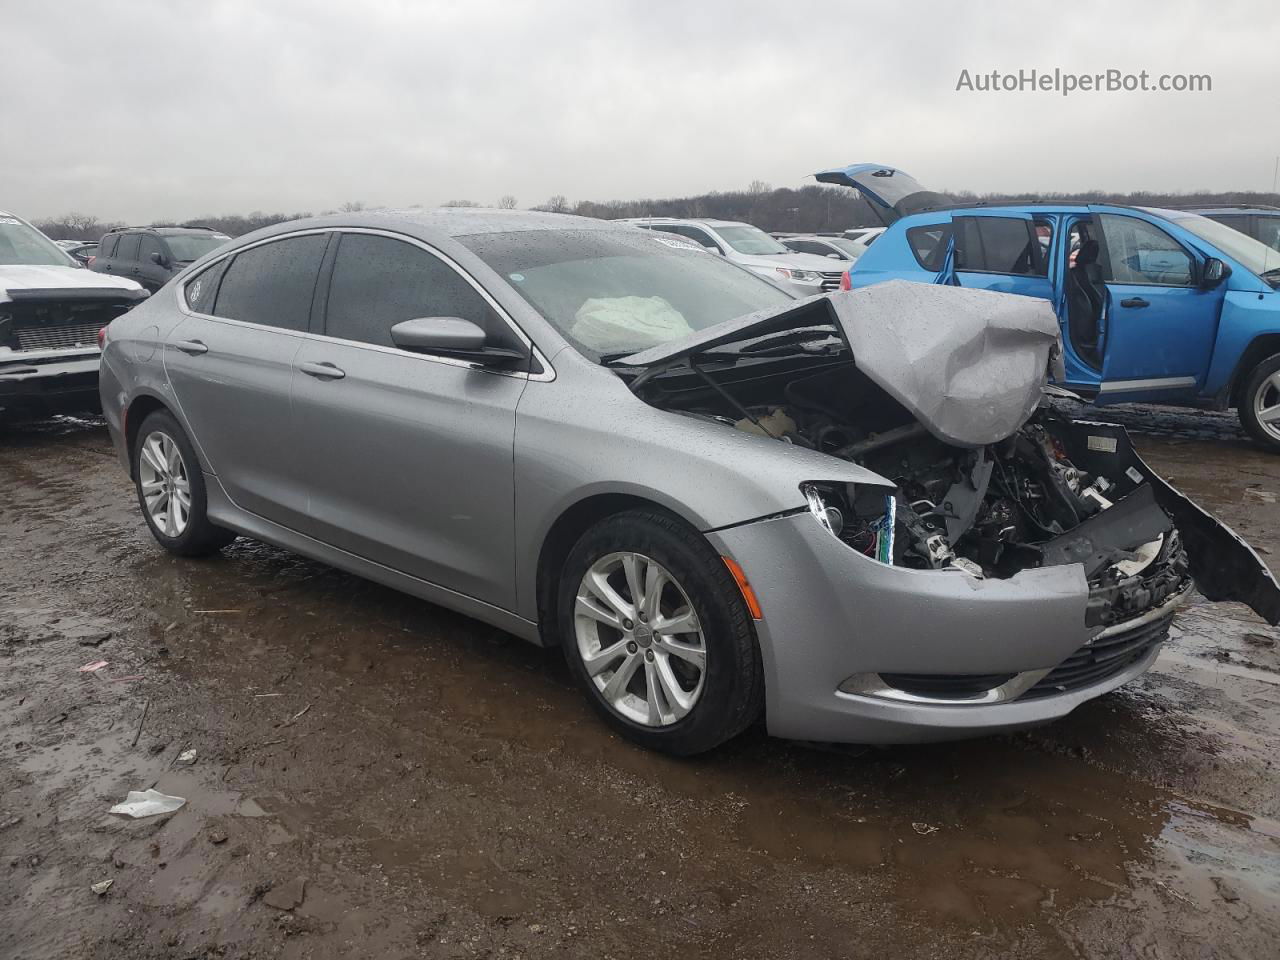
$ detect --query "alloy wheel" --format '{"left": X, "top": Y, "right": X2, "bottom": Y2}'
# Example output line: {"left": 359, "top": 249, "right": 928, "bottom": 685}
{"left": 138, "top": 431, "right": 191, "bottom": 538}
{"left": 1254, "top": 372, "right": 1280, "bottom": 443}
{"left": 574, "top": 551, "right": 707, "bottom": 727}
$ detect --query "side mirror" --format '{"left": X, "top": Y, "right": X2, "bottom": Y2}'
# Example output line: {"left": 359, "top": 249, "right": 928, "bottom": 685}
{"left": 1201, "top": 257, "right": 1230, "bottom": 288}
{"left": 389, "top": 316, "right": 527, "bottom": 366}
{"left": 149, "top": 251, "right": 167, "bottom": 267}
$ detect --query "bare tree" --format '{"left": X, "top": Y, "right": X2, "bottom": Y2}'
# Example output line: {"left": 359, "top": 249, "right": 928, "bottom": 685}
{"left": 747, "top": 180, "right": 771, "bottom": 196}
{"left": 543, "top": 195, "right": 570, "bottom": 214}
{"left": 497, "top": 195, "right": 518, "bottom": 209}
{"left": 339, "top": 201, "right": 365, "bottom": 212}
{"left": 442, "top": 199, "right": 480, "bottom": 207}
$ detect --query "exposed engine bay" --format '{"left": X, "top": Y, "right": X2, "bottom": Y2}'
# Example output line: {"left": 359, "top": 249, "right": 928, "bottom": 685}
{"left": 640, "top": 360, "right": 1192, "bottom": 628}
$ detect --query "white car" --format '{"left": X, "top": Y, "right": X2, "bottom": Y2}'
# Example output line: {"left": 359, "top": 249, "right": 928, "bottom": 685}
{"left": 842, "top": 226, "right": 886, "bottom": 246}
{"left": 0, "top": 209, "right": 147, "bottom": 417}
{"left": 616, "top": 217, "right": 846, "bottom": 296}
{"left": 781, "top": 234, "right": 874, "bottom": 263}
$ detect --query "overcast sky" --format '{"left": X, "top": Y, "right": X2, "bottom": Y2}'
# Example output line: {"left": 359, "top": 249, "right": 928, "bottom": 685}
{"left": 3, "top": 0, "right": 1276, "bottom": 221}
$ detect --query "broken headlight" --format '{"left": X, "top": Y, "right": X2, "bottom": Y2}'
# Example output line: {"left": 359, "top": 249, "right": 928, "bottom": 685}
{"left": 803, "top": 483, "right": 845, "bottom": 537}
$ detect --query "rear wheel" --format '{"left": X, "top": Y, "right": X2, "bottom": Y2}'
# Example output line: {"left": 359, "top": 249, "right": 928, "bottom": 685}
{"left": 1238, "top": 353, "right": 1280, "bottom": 452}
{"left": 558, "top": 510, "right": 763, "bottom": 755}
{"left": 132, "top": 410, "right": 235, "bottom": 556}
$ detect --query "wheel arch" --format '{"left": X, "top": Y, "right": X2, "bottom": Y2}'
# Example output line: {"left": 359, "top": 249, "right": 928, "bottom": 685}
{"left": 123, "top": 393, "right": 174, "bottom": 479}
{"left": 534, "top": 493, "right": 694, "bottom": 647}
{"left": 1228, "top": 334, "right": 1280, "bottom": 408}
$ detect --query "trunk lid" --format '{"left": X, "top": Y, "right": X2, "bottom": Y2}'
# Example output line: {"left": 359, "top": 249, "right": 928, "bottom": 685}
{"left": 813, "top": 163, "right": 950, "bottom": 223}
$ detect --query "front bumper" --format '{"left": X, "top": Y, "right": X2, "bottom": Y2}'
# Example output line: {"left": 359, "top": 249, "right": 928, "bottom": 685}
{"left": 0, "top": 350, "right": 101, "bottom": 411}
{"left": 708, "top": 512, "right": 1178, "bottom": 744}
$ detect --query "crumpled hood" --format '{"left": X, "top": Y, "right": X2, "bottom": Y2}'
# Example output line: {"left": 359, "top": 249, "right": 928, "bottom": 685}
{"left": 618, "top": 280, "right": 1064, "bottom": 448}
{"left": 0, "top": 264, "right": 145, "bottom": 303}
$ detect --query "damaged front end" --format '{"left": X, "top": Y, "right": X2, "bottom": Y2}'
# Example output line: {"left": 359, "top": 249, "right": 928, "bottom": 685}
{"left": 0, "top": 285, "right": 145, "bottom": 415}
{"left": 618, "top": 281, "right": 1280, "bottom": 657}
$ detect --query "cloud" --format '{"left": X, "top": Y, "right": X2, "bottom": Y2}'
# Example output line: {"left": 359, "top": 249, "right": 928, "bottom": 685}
{"left": 2, "top": 0, "right": 1275, "bottom": 221}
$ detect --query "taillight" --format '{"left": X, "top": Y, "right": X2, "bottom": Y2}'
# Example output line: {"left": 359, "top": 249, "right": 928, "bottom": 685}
{"left": 86, "top": 256, "right": 96, "bottom": 267}
{"left": 839, "top": 271, "right": 852, "bottom": 291}
{"left": 97, "top": 325, "right": 109, "bottom": 349}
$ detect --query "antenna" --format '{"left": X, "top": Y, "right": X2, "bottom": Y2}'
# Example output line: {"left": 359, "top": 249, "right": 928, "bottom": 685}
{"left": 1266, "top": 156, "right": 1279, "bottom": 276}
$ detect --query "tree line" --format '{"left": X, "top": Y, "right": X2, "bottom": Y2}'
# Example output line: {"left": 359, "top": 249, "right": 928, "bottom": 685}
{"left": 33, "top": 184, "right": 1280, "bottom": 240}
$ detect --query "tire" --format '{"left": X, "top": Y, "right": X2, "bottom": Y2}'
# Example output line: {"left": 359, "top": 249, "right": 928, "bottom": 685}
{"left": 131, "top": 409, "right": 236, "bottom": 556}
{"left": 557, "top": 509, "right": 763, "bottom": 755}
{"left": 1238, "top": 352, "right": 1280, "bottom": 452}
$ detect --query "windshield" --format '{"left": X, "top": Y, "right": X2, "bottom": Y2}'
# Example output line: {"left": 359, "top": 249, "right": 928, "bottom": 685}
{"left": 714, "top": 225, "right": 789, "bottom": 255}
{"left": 1167, "top": 212, "right": 1280, "bottom": 281}
{"left": 165, "top": 233, "right": 231, "bottom": 261}
{"left": 458, "top": 229, "right": 793, "bottom": 359}
{"left": 0, "top": 215, "right": 76, "bottom": 267}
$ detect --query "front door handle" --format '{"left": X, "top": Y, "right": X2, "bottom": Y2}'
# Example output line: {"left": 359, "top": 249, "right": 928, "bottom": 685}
{"left": 299, "top": 360, "right": 346, "bottom": 381}
{"left": 173, "top": 339, "right": 208, "bottom": 355}
{"left": 1120, "top": 297, "right": 1149, "bottom": 308}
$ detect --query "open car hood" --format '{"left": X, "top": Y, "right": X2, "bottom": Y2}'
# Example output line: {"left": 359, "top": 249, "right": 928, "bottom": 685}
{"left": 812, "top": 163, "right": 950, "bottom": 224}
{"left": 617, "top": 281, "right": 1064, "bottom": 448}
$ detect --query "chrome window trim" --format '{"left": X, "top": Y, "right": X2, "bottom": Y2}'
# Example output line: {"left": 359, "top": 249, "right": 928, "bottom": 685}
{"left": 174, "top": 226, "right": 556, "bottom": 383}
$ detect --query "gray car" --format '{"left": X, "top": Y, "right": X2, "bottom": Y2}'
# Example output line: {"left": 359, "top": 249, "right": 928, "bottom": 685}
{"left": 99, "top": 209, "right": 1280, "bottom": 755}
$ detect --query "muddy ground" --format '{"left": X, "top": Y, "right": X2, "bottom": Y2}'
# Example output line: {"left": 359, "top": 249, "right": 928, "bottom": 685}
{"left": 2, "top": 404, "right": 1278, "bottom": 960}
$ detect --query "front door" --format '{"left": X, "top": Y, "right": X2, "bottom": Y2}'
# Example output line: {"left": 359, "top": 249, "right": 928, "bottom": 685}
{"left": 290, "top": 231, "right": 529, "bottom": 610}
{"left": 1092, "top": 211, "right": 1225, "bottom": 403}
{"left": 163, "top": 233, "right": 329, "bottom": 528}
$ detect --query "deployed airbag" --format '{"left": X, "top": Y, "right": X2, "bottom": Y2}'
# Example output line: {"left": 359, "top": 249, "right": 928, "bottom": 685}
{"left": 571, "top": 296, "right": 693, "bottom": 352}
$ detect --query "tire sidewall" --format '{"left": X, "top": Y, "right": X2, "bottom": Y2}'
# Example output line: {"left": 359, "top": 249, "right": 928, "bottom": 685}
{"left": 557, "top": 511, "right": 760, "bottom": 754}
{"left": 132, "top": 411, "right": 215, "bottom": 553}
{"left": 1239, "top": 353, "right": 1280, "bottom": 451}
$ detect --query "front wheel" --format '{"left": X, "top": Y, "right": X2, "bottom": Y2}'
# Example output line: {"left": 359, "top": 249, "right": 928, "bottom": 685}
{"left": 1238, "top": 353, "right": 1280, "bottom": 452}
{"left": 558, "top": 510, "right": 763, "bottom": 755}
{"left": 132, "top": 409, "right": 236, "bottom": 556}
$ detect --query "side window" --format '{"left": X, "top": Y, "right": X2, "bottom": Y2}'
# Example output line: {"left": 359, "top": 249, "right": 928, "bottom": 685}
{"left": 1208, "top": 214, "right": 1250, "bottom": 234}
{"left": 905, "top": 224, "right": 952, "bottom": 271}
{"left": 213, "top": 234, "right": 327, "bottom": 330}
{"left": 183, "top": 258, "right": 230, "bottom": 313}
{"left": 789, "top": 240, "right": 830, "bottom": 257}
{"left": 101, "top": 235, "right": 119, "bottom": 258}
{"left": 324, "top": 233, "right": 512, "bottom": 350}
{"left": 115, "top": 233, "right": 141, "bottom": 263}
{"left": 138, "top": 235, "right": 163, "bottom": 266}
{"left": 657, "top": 225, "right": 721, "bottom": 252}
{"left": 1099, "top": 214, "right": 1193, "bottom": 286}
{"left": 1256, "top": 217, "right": 1280, "bottom": 254}
{"left": 955, "top": 217, "right": 1043, "bottom": 275}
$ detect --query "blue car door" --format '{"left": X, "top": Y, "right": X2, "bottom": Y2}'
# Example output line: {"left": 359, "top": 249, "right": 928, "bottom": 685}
{"left": 1091, "top": 209, "right": 1225, "bottom": 403}
{"left": 952, "top": 213, "right": 1055, "bottom": 300}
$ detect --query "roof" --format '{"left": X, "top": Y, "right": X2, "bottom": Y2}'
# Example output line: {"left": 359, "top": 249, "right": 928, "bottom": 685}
{"left": 258, "top": 207, "right": 631, "bottom": 241}
{"left": 615, "top": 217, "right": 749, "bottom": 228}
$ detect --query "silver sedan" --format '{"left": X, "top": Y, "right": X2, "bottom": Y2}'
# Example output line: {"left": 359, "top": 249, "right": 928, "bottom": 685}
{"left": 99, "top": 209, "right": 1280, "bottom": 754}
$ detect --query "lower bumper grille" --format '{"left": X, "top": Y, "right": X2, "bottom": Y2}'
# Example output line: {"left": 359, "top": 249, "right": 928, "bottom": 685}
{"left": 1021, "top": 615, "right": 1170, "bottom": 699}
{"left": 16, "top": 323, "right": 103, "bottom": 351}
{"left": 876, "top": 613, "right": 1172, "bottom": 703}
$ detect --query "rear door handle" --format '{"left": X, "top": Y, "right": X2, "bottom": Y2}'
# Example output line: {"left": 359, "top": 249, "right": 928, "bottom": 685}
{"left": 299, "top": 360, "right": 346, "bottom": 381}
{"left": 173, "top": 339, "right": 208, "bottom": 355}
{"left": 1120, "top": 297, "right": 1149, "bottom": 308}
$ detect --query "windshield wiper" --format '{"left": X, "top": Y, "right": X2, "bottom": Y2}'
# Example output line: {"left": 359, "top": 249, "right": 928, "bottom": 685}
{"left": 737, "top": 327, "right": 841, "bottom": 354}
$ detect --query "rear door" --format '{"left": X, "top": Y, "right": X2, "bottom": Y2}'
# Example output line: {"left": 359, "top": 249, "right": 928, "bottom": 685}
{"left": 952, "top": 213, "right": 1055, "bottom": 299}
{"left": 164, "top": 232, "right": 329, "bottom": 528}
{"left": 290, "top": 231, "right": 529, "bottom": 609}
{"left": 112, "top": 233, "right": 142, "bottom": 283}
{"left": 1092, "top": 210, "right": 1225, "bottom": 401}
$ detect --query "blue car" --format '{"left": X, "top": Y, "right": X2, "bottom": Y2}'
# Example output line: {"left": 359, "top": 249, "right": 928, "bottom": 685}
{"left": 820, "top": 163, "right": 1280, "bottom": 451}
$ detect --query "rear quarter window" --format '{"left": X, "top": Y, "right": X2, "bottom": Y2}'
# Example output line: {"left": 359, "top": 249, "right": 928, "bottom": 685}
{"left": 905, "top": 224, "right": 952, "bottom": 271}
{"left": 183, "top": 258, "right": 230, "bottom": 314}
